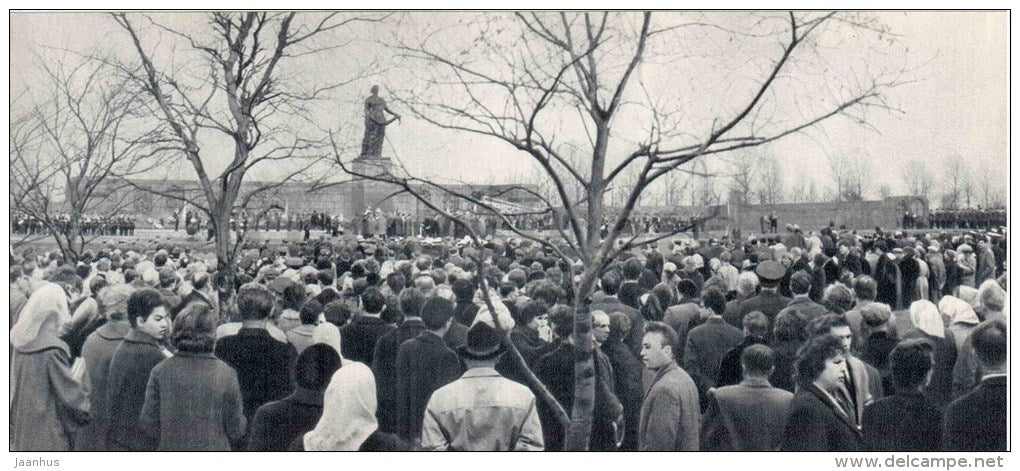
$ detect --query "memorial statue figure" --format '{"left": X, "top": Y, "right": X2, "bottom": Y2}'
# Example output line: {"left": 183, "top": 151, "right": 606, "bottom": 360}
{"left": 360, "top": 85, "right": 401, "bottom": 158}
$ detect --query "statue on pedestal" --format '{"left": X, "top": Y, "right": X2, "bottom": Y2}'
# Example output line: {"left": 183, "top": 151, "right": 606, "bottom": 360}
{"left": 360, "top": 85, "right": 400, "bottom": 159}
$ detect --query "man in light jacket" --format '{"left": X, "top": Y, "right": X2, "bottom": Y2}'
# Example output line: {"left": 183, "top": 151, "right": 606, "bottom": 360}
{"left": 638, "top": 321, "right": 700, "bottom": 451}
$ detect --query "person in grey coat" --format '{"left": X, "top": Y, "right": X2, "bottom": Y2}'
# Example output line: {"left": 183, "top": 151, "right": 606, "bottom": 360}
{"left": 702, "top": 344, "right": 793, "bottom": 451}
{"left": 140, "top": 304, "right": 247, "bottom": 450}
{"left": 638, "top": 322, "right": 700, "bottom": 451}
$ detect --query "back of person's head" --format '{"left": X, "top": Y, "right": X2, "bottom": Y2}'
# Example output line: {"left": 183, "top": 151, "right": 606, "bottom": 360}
{"left": 822, "top": 283, "right": 854, "bottom": 315}
{"left": 237, "top": 283, "right": 275, "bottom": 321}
{"left": 90, "top": 276, "right": 109, "bottom": 297}
{"left": 317, "top": 270, "right": 336, "bottom": 287}
{"left": 676, "top": 278, "right": 699, "bottom": 300}
{"left": 386, "top": 272, "right": 406, "bottom": 294}
{"left": 415, "top": 255, "right": 433, "bottom": 272}
{"left": 193, "top": 271, "right": 210, "bottom": 291}
{"left": 789, "top": 270, "right": 812, "bottom": 296}
{"left": 282, "top": 283, "right": 307, "bottom": 311}
{"left": 853, "top": 275, "right": 877, "bottom": 302}
{"left": 741, "top": 344, "right": 775, "bottom": 376}
{"left": 430, "top": 268, "right": 447, "bottom": 287}
{"left": 736, "top": 271, "right": 759, "bottom": 297}
{"left": 889, "top": 338, "right": 934, "bottom": 391}
{"left": 623, "top": 257, "right": 643, "bottom": 280}
{"left": 600, "top": 271, "right": 622, "bottom": 296}
{"left": 607, "top": 311, "right": 632, "bottom": 344}
{"left": 794, "top": 334, "right": 844, "bottom": 387}
{"left": 548, "top": 304, "right": 574, "bottom": 339}
{"left": 618, "top": 282, "right": 643, "bottom": 309}
{"left": 293, "top": 344, "right": 342, "bottom": 391}
{"left": 970, "top": 318, "right": 1007, "bottom": 368}
{"left": 322, "top": 301, "right": 351, "bottom": 327}
{"left": 398, "top": 287, "right": 426, "bottom": 319}
{"left": 360, "top": 286, "right": 385, "bottom": 314}
{"left": 413, "top": 274, "right": 436, "bottom": 293}
{"left": 98, "top": 283, "right": 134, "bottom": 321}
{"left": 742, "top": 310, "right": 769, "bottom": 338}
{"left": 421, "top": 297, "right": 454, "bottom": 330}
{"left": 127, "top": 288, "right": 167, "bottom": 327}
{"left": 498, "top": 281, "right": 517, "bottom": 298}
{"left": 154, "top": 252, "right": 168, "bottom": 267}
{"left": 451, "top": 277, "right": 476, "bottom": 302}
{"left": 977, "top": 279, "right": 1006, "bottom": 312}
{"left": 806, "top": 313, "right": 851, "bottom": 338}
{"left": 75, "top": 263, "right": 91, "bottom": 280}
{"left": 531, "top": 281, "right": 560, "bottom": 307}
{"left": 300, "top": 300, "right": 324, "bottom": 325}
{"left": 860, "top": 302, "right": 893, "bottom": 330}
{"left": 172, "top": 303, "right": 217, "bottom": 353}
{"left": 702, "top": 287, "right": 727, "bottom": 315}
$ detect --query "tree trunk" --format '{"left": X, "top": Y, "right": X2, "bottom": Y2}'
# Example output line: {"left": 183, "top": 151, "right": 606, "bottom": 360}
{"left": 563, "top": 273, "right": 599, "bottom": 450}
{"left": 212, "top": 211, "right": 237, "bottom": 318}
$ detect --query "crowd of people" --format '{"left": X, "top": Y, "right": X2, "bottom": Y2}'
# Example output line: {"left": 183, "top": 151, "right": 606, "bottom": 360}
{"left": 9, "top": 219, "right": 1008, "bottom": 452}
{"left": 11, "top": 213, "right": 137, "bottom": 237}
{"left": 927, "top": 208, "right": 1007, "bottom": 230}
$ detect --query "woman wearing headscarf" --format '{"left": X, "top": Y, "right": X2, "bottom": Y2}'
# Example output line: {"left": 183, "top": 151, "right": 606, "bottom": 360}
{"left": 940, "top": 296, "right": 980, "bottom": 354}
{"left": 296, "top": 362, "right": 408, "bottom": 451}
{"left": 75, "top": 284, "right": 134, "bottom": 451}
{"left": 138, "top": 303, "right": 247, "bottom": 450}
{"left": 10, "top": 283, "right": 90, "bottom": 451}
{"left": 901, "top": 300, "right": 955, "bottom": 411}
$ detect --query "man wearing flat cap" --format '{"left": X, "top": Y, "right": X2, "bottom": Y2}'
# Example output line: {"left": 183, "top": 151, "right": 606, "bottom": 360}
{"left": 738, "top": 261, "right": 791, "bottom": 333}
{"left": 420, "top": 322, "right": 544, "bottom": 451}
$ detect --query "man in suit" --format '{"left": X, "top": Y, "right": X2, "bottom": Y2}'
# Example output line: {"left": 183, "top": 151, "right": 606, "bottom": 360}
{"left": 590, "top": 270, "right": 643, "bottom": 356}
{"left": 684, "top": 287, "right": 743, "bottom": 394}
{"left": 781, "top": 334, "right": 862, "bottom": 451}
{"left": 638, "top": 322, "right": 700, "bottom": 451}
{"left": 215, "top": 284, "right": 297, "bottom": 420}
{"left": 943, "top": 319, "right": 1006, "bottom": 451}
{"left": 702, "top": 344, "right": 793, "bottom": 451}
{"left": 339, "top": 286, "right": 395, "bottom": 365}
{"left": 739, "top": 261, "right": 791, "bottom": 333}
{"left": 715, "top": 311, "right": 769, "bottom": 388}
{"left": 777, "top": 270, "right": 828, "bottom": 324}
{"left": 394, "top": 297, "right": 464, "bottom": 443}
{"left": 372, "top": 288, "right": 428, "bottom": 433}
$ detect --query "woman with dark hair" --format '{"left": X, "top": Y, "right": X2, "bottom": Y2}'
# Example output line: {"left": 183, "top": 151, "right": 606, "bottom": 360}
{"left": 769, "top": 311, "right": 807, "bottom": 393}
{"left": 277, "top": 283, "right": 307, "bottom": 333}
{"left": 248, "top": 344, "right": 342, "bottom": 451}
{"left": 287, "top": 300, "right": 323, "bottom": 355}
{"left": 781, "top": 334, "right": 862, "bottom": 451}
{"left": 639, "top": 291, "right": 665, "bottom": 323}
{"left": 604, "top": 311, "right": 643, "bottom": 451}
{"left": 509, "top": 300, "right": 550, "bottom": 366}
{"left": 139, "top": 303, "right": 247, "bottom": 450}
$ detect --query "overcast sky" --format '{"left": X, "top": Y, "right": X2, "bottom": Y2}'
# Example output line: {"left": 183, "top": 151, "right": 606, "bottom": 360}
{"left": 9, "top": 11, "right": 1009, "bottom": 203}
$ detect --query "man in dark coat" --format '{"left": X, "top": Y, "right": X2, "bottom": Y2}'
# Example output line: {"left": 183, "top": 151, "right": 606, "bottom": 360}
{"left": 777, "top": 270, "right": 828, "bottom": 324}
{"left": 715, "top": 311, "right": 769, "bottom": 388}
{"left": 590, "top": 271, "right": 642, "bottom": 356}
{"left": 105, "top": 289, "right": 171, "bottom": 451}
{"left": 535, "top": 307, "right": 623, "bottom": 451}
{"left": 339, "top": 287, "right": 395, "bottom": 365}
{"left": 898, "top": 248, "right": 921, "bottom": 306}
{"left": 702, "top": 345, "right": 793, "bottom": 451}
{"left": 684, "top": 287, "right": 743, "bottom": 398}
{"left": 781, "top": 335, "right": 862, "bottom": 451}
{"left": 943, "top": 319, "right": 1007, "bottom": 451}
{"left": 738, "top": 261, "right": 791, "bottom": 333}
{"left": 247, "top": 345, "right": 342, "bottom": 451}
{"left": 603, "top": 311, "right": 644, "bottom": 451}
{"left": 861, "top": 339, "right": 941, "bottom": 451}
{"left": 451, "top": 278, "right": 479, "bottom": 326}
{"left": 215, "top": 284, "right": 297, "bottom": 419}
{"left": 372, "top": 289, "right": 428, "bottom": 433}
{"left": 394, "top": 297, "right": 464, "bottom": 442}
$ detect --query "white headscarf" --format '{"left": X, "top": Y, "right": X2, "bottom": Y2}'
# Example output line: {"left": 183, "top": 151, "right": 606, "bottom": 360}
{"left": 11, "top": 283, "right": 70, "bottom": 351}
{"left": 312, "top": 322, "right": 344, "bottom": 362}
{"left": 303, "top": 362, "right": 378, "bottom": 451}
{"left": 938, "top": 296, "right": 979, "bottom": 325}
{"left": 909, "top": 300, "right": 945, "bottom": 338}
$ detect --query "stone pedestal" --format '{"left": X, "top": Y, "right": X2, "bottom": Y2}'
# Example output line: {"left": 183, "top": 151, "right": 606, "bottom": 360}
{"left": 348, "top": 157, "right": 398, "bottom": 220}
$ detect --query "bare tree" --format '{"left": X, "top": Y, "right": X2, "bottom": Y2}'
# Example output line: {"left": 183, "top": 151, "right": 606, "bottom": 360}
{"left": 727, "top": 155, "right": 757, "bottom": 205}
{"left": 9, "top": 57, "right": 171, "bottom": 262}
{"left": 900, "top": 158, "right": 932, "bottom": 200}
{"left": 940, "top": 155, "right": 966, "bottom": 209}
{"left": 335, "top": 11, "right": 907, "bottom": 449}
{"left": 754, "top": 154, "right": 784, "bottom": 205}
{"left": 113, "top": 12, "right": 384, "bottom": 309}
{"left": 827, "top": 152, "right": 872, "bottom": 202}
